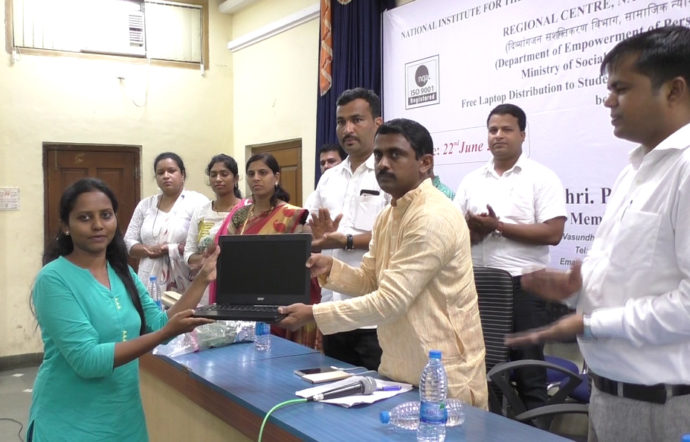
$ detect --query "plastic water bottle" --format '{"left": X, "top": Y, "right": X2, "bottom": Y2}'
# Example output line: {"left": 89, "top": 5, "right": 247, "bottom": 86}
{"left": 380, "top": 399, "right": 465, "bottom": 431}
{"left": 381, "top": 402, "right": 419, "bottom": 430}
{"left": 417, "top": 350, "right": 448, "bottom": 441}
{"left": 148, "top": 276, "right": 163, "bottom": 311}
{"left": 254, "top": 322, "right": 271, "bottom": 351}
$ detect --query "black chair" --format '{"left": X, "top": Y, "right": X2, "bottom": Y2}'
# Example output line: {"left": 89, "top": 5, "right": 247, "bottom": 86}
{"left": 473, "top": 266, "right": 589, "bottom": 431}
{"left": 487, "top": 359, "right": 588, "bottom": 426}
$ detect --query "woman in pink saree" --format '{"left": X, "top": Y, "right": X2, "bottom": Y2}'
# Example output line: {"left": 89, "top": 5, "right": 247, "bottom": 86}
{"left": 212, "top": 153, "right": 320, "bottom": 348}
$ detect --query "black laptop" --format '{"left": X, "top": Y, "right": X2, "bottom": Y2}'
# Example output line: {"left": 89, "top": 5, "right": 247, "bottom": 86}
{"left": 193, "top": 233, "right": 311, "bottom": 323}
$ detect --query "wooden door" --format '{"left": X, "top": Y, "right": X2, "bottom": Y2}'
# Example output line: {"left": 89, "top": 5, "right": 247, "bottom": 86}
{"left": 44, "top": 144, "right": 141, "bottom": 248}
{"left": 249, "top": 139, "right": 303, "bottom": 207}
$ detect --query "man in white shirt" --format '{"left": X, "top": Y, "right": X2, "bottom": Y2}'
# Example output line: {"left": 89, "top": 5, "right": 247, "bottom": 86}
{"left": 303, "top": 144, "right": 346, "bottom": 211}
{"left": 317, "top": 143, "right": 347, "bottom": 174}
{"left": 306, "top": 88, "right": 390, "bottom": 370}
{"left": 507, "top": 26, "right": 690, "bottom": 441}
{"left": 454, "top": 103, "right": 566, "bottom": 411}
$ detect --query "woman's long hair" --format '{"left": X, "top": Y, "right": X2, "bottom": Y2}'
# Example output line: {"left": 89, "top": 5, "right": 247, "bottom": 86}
{"left": 246, "top": 153, "right": 290, "bottom": 207}
{"left": 206, "top": 153, "right": 242, "bottom": 199}
{"left": 43, "top": 178, "right": 147, "bottom": 335}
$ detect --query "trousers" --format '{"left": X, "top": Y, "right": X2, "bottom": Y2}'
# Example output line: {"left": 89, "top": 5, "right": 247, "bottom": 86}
{"left": 322, "top": 328, "right": 382, "bottom": 371}
{"left": 510, "top": 276, "right": 549, "bottom": 411}
{"left": 588, "top": 383, "right": 690, "bottom": 442}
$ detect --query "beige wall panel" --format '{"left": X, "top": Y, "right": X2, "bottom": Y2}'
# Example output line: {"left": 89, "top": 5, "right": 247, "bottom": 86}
{"left": 0, "top": 4, "right": 234, "bottom": 357}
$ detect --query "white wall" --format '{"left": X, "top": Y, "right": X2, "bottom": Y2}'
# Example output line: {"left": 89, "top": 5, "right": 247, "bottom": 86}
{"left": 0, "top": 4, "right": 235, "bottom": 356}
{"left": 0, "top": 0, "right": 319, "bottom": 358}
{"left": 229, "top": 0, "right": 319, "bottom": 194}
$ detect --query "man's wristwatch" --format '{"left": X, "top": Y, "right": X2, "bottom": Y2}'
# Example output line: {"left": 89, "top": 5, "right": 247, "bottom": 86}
{"left": 345, "top": 234, "right": 354, "bottom": 250}
{"left": 581, "top": 314, "right": 595, "bottom": 340}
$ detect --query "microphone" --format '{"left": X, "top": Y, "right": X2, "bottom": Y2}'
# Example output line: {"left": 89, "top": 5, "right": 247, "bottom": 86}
{"left": 307, "top": 376, "right": 378, "bottom": 402}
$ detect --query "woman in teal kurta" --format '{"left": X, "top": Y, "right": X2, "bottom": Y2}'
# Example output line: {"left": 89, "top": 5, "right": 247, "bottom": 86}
{"left": 28, "top": 178, "right": 217, "bottom": 442}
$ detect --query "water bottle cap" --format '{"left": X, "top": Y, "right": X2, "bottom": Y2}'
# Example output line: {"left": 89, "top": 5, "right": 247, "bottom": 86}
{"left": 149, "top": 276, "right": 157, "bottom": 281}
{"left": 681, "top": 435, "right": 690, "bottom": 442}
{"left": 429, "top": 350, "right": 442, "bottom": 359}
{"left": 379, "top": 410, "right": 390, "bottom": 424}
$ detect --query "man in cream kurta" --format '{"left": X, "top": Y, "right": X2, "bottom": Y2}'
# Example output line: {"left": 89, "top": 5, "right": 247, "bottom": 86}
{"left": 280, "top": 118, "right": 487, "bottom": 408}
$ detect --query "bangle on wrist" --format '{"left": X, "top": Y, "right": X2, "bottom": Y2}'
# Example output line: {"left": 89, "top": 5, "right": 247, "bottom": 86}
{"left": 345, "top": 234, "right": 354, "bottom": 250}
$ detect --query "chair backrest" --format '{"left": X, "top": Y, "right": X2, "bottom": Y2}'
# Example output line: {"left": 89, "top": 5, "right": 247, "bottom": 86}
{"left": 473, "top": 266, "right": 514, "bottom": 373}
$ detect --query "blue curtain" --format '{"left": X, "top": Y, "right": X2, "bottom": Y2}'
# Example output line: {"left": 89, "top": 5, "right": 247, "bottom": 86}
{"left": 313, "top": 0, "right": 396, "bottom": 185}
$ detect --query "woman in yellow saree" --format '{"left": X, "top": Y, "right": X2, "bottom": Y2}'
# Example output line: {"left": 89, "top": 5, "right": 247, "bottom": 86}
{"left": 212, "top": 153, "right": 320, "bottom": 348}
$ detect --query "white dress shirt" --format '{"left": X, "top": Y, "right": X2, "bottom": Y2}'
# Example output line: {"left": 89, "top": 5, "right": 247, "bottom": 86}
{"left": 305, "top": 154, "right": 390, "bottom": 303}
{"left": 578, "top": 123, "right": 690, "bottom": 385}
{"left": 454, "top": 155, "right": 567, "bottom": 276}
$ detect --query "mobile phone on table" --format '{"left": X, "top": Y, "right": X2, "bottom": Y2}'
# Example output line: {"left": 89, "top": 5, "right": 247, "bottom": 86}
{"left": 294, "top": 367, "right": 352, "bottom": 383}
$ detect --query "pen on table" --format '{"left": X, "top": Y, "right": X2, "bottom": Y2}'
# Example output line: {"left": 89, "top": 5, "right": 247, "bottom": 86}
{"left": 329, "top": 365, "right": 371, "bottom": 373}
{"left": 377, "top": 385, "right": 402, "bottom": 392}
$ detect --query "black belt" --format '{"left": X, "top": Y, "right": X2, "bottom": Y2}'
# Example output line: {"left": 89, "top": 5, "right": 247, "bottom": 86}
{"left": 590, "top": 372, "right": 690, "bottom": 404}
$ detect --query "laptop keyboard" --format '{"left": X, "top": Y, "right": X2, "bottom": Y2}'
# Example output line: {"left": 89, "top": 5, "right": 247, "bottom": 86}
{"left": 193, "top": 304, "right": 286, "bottom": 322}
{"left": 200, "top": 304, "right": 279, "bottom": 313}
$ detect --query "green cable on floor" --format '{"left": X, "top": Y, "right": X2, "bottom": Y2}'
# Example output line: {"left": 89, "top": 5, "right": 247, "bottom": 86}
{"left": 257, "top": 398, "right": 307, "bottom": 442}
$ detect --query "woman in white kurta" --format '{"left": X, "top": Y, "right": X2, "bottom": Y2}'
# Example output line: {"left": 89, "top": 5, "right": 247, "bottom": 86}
{"left": 184, "top": 154, "right": 247, "bottom": 304}
{"left": 124, "top": 152, "right": 208, "bottom": 291}
{"left": 184, "top": 154, "right": 247, "bottom": 270}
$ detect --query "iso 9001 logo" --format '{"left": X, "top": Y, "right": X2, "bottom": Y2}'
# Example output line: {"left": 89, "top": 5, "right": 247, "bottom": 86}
{"left": 405, "top": 55, "right": 440, "bottom": 109}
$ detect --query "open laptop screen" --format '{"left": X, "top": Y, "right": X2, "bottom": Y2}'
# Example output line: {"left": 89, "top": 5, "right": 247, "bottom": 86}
{"left": 215, "top": 233, "right": 311, "bottom": 306}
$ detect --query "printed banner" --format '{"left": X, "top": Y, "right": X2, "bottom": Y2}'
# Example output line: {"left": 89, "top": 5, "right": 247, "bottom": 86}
{"left": 383, "top": 0, "right": 689, "bottom": 269}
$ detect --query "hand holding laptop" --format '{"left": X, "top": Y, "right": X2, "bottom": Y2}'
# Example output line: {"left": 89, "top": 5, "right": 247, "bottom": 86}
{"left": 161, "top": 309, "right": 214, "bottom": 340}
{"left": 277, "top": 303, "right": 314, "bottom": 331}
{"left": 275, "top": 254, "right": 334, "bottom": 330}
{"left": 305, "top": 254, "right": 333, "bottom": 279}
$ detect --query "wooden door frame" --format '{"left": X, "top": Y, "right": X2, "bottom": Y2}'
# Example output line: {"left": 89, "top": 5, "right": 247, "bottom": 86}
{"left": 43, "top": 142, "right": 141, "bottom": 244}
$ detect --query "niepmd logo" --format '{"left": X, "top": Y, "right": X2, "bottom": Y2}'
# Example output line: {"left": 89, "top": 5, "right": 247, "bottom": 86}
{"left": 415, "top": 65, "right": 430, "bottom": 86}
{"left": 405, "top": 55, "right": 440, "bottom": 109}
